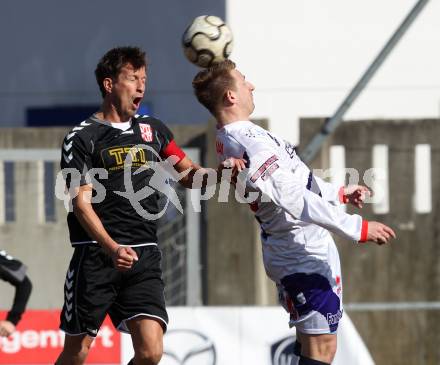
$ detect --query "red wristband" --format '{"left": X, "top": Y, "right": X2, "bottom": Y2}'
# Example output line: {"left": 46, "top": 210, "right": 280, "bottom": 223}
{"left": 339, "top": 186, "right": 348, "bottom": 204}
{"left": 359, "top": 220, "right": 369, "bottom": 242}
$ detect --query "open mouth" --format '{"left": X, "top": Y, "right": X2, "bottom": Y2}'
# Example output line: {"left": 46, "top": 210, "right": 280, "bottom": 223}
{"left": 133, "top": 97, "right": 142, "bottom": 109}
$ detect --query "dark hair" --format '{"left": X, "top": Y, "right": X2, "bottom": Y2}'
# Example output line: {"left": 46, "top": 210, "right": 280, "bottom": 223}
{"left": 95, "top": 46, "right": 147, "bottom": 98}
{"left": 192, "top": 60, "right": 236, "bottom": 115}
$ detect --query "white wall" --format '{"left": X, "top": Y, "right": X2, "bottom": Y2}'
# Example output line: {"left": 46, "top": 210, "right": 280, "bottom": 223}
{"left": 227, "top": 0, "right": 440, "bottom": 144}
{"left": 122, "top": 307, "right": 374, "bottom": 365}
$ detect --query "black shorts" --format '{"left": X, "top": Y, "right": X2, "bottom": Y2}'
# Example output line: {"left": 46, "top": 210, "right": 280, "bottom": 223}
{"left": 60, "top": 244, "right": 168, "bottom": 337}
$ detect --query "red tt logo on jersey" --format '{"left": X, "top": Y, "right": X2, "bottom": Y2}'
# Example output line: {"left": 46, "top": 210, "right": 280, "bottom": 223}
{"left": 139, "top": 124, "right": 153, "bottom": 142}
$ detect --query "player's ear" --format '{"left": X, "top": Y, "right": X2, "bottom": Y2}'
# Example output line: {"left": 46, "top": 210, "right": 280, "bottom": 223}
{"left": 103, "top": 77, "right": 113, "bottom": 95}
{"left": 224, "top": 89, "right": 236, "bottom": 105}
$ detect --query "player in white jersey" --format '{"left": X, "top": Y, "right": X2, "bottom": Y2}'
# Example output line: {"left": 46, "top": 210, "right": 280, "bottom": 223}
{"left": 192, "top": 60, "right": 396, "bottom": 365}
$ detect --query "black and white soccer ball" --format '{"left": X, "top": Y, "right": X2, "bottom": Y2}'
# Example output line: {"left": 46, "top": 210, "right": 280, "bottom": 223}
{"left": 182, "top": 15, "right": 233, "bottom": 68}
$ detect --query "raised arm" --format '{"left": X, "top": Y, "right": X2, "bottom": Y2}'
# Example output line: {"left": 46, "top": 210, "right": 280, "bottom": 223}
{"left": 247, "top": 147, "right": 395, "bottom": 244}
{"left": 174, "top": 156, "right": 245, "bottom": 189}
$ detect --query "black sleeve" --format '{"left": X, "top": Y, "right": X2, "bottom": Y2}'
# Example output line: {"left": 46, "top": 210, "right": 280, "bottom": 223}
{"left": 6, "top": 276, "right": 32, "bottom": 325}
{"left": 0, "top": 251, "right": 27, "bottom": 282}
{"left": 60, "top": 132, "right": 93, "bottom": 189}
{"left": 155, "top": 119, "right": 175, "bottom": 148}
{"left": 0, "top": 252, "right": 32, "bottom": 325}
{"left": 153, "top": 119, "right": 187, "bottom": 162}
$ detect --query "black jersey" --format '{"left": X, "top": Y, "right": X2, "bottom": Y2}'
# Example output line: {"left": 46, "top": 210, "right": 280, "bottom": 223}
{"left": 60, "top": 114, "right": 185, "bottom": 246}
{"left": 0, "top": 250, "right": 27, "bottom": 284}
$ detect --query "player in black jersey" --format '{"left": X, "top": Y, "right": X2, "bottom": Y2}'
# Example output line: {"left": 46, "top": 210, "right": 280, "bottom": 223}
{"left": 55, "top": 47, "right": 244, "bottom": 365}
{"left": 0, "top": 250, "right": 32, "bottom": 337}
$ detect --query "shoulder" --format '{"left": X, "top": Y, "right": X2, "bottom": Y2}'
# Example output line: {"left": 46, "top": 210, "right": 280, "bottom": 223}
{"left": 61, "top": 118, "right": 99, "bottom": 166}
{"left": 216, "top": 125, "right": 246, "bottom": 157}
{"left": 226, "top": 122, "right": 270, "bottom": 146}
{"left": 0, "top": 250, "right": 24, "bottom": 269}
{"left": 229, "top": 123, "right": 279, "bottom": 157}
{"left": 63, "top": 117, "right": 97, "bottom": 144}
{"left": 135, "top": 114, "right": 172, "bottom": 136}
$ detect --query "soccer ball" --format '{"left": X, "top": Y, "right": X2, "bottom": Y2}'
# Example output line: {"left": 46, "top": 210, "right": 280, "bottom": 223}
{"left": 182, "top": 15, "right": 233, "bottom": 68}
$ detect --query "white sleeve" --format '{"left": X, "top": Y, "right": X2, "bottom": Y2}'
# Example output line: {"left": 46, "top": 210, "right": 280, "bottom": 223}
{"left": 245, "top": 143, "right": 305, "bottom": 218}
{"left": 250, "top": 157, "right": 306, "bottom": 219}
{"left": 300, "top": 189, "right": 363, "bottom": 242}
{"left": 312, "top": 174, "right": 342, "bottom": 205}
{"left": 247, "top": 149, "right": 364, "bottom": 242}
{"left": 294, "top": 158, "right": 342, "bottom": 205}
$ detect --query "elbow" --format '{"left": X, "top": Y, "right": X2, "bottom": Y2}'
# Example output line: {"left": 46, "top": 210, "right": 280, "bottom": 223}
{"left": 22, "top": 276, "right": 32, "bottom": 299}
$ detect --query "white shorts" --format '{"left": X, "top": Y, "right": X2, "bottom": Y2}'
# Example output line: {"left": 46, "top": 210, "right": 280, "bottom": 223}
{"left": 277, "top": 242, "right": 343, "bottom": 334}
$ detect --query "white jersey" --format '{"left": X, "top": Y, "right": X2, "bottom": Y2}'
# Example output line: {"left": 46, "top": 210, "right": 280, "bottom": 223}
{"left": 216, "top": 120, "right": 365, "bottom": 282}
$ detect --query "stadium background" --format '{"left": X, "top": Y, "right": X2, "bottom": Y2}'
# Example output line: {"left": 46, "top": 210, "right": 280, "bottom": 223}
{"left": 1, "top": 0, "right": 440, "bottom": 364}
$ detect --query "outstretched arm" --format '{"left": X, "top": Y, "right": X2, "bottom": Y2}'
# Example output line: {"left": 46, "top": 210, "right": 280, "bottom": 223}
{"left": 310, "top": 173, "right": 371, "bottom": 208}
{"left": 299, "top": 188, "right": 395, "bottom": 244}
{"left": 0, "top": 267, "right": 32, "bottom": 336}
{"left": 174, "top": 156, "right": 246, "bottom": 189}
{"left": 248, "top": 154, "right": 395, "bottom": 244}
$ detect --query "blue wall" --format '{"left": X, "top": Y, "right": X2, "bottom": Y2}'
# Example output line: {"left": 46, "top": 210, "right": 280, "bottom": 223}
{"left": 0, "top": 0, "right": 225, "bottom": 126}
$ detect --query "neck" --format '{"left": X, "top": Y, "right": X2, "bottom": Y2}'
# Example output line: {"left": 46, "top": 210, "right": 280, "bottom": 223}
{"left": 216, "top": 109, "right": 250, "bottom": 127}
{"left": 96, "top": 99, "right": 131, "bottom": 123}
